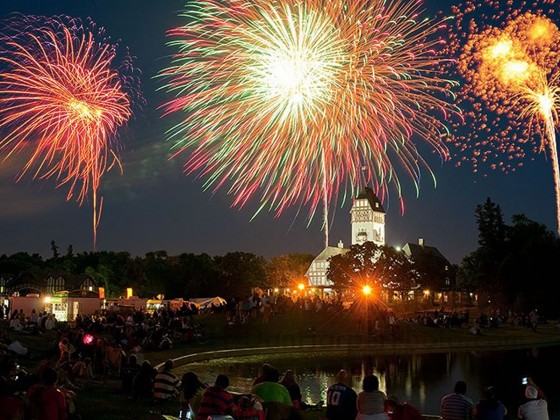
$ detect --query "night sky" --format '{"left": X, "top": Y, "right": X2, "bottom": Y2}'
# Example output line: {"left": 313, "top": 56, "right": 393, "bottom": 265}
{"left": 0, "top": 0, "right": 557, "bottom": 264}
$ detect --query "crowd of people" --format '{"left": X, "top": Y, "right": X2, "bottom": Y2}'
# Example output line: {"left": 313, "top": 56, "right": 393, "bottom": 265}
{"left": 0, "top": 301, "right": 555, "bottom": 420}
{"left": 131, "top": 362, "right": 550, "bottom": 420}
{"left": 439, "top": 379, "right": 550, "bottom": 420}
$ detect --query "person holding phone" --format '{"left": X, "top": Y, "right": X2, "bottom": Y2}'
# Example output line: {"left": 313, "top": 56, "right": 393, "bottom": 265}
{"left": 518, "top": 378, "right": 549, "bottom": 420}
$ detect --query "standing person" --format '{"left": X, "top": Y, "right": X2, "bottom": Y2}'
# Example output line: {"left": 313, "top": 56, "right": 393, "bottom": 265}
{"left": 180, "top": 371, "right": 207, "bottom": 419}
{"left": 325, "top": 369, "right": 357, "bottom": 420}
{"left": 153, "top": 359, "right": 179, "bottom": 402}
{"left": 518, "top": 381, "right": 549, "bottom": 420}
{"left": 356, "top": 374, "right": 387, "bottom": 420}
{"left": 196, "top": 374, "right": 235, "bottom": 420}
{"left": 440, "top": 380, "right": 474, "bottom": 420}
{"left": 473, "top": 386, "right": 507, "bottom": 420}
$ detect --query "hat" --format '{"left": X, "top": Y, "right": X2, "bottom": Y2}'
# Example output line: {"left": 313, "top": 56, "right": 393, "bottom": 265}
{"left": 525, "top": 385, "right": 538, "bottom": 399}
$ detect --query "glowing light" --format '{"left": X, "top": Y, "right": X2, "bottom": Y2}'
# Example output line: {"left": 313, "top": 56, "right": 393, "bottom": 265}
{"left": 298, "top": 283, "right": 305, "bottom": 291}
{"left": 362, "top": 285, "right": 372, "bottom": 296}
{"left": 160, "top": 0, "right": 459, "bottom": 245}
{"left": 488, "top": 39, "right": 513, "bottom": 59}
{"left": 502, "top": 60, "right": 532, "bottom": 85}
{"left": 83, "top": 334, "right": 95, "bottom": 345}
{"left": 0, "top": 15, "right": 142, "bottom": 246}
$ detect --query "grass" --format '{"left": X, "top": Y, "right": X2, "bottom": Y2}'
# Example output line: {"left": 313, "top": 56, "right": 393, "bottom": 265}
{"left": 4, "top": 306, "right": 560, "bottom": 420}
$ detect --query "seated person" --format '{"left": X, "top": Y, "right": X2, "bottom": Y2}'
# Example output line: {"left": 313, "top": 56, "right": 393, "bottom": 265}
{"left": 251, "top": 367, "right": 292, "bottom": 406}
{"left": 232, "top": 395, "right": 265, "bottom": 420}
{"left": 153, "top": 359, "right": 179, "bottom": 401}
{"left": 196, "top": 374, "right": 235, "bottom": 420}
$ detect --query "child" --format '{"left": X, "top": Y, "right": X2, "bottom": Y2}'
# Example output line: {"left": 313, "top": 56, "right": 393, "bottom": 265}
{"left": 232, "top": 395, "right": 265, "bottom": 420}
{"left": 73, "top": 356, "right": 96, "bottom": 381}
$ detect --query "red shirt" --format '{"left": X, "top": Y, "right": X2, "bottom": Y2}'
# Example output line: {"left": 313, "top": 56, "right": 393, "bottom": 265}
{"left": 0, "top": 395, "right": 25, "bottom": 420}
{"left": 27, "top": 384, "right": 67, "bottom": 420}
{"left": 196, "top": 386, "right": 235, "bottom": 420}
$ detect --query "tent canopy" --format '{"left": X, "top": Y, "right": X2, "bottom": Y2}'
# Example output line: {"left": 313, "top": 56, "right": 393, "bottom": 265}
{"left": 189, "top": 296, "right": 227, "bottom": 309}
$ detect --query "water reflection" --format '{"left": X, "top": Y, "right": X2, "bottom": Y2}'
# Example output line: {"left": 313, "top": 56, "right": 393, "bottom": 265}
{"left": 177, "top": 345, "right": 559, "bottom": 419}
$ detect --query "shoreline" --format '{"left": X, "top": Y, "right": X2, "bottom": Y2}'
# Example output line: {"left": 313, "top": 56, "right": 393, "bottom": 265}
{"left": 162, "top": 323, "right": 560, "bottom": 369}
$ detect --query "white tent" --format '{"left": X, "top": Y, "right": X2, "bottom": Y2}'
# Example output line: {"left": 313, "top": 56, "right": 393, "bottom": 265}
{"left": 189, "top": 296, "right": 227, "bottom": 309}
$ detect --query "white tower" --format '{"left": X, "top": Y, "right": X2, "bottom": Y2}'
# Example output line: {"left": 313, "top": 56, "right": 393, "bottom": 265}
{"left": 350, "top": 187, "right": 386, "bottom": 246}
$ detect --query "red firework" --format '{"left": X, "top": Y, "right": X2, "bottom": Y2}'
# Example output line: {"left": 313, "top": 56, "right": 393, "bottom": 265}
{"left": 0, "top": 14, "right": 141, "bottom": 246}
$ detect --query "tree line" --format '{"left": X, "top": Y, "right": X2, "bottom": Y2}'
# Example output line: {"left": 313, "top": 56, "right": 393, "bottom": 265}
{"left": 1, "top": 198, "right": 559, "bottom": 315}
{"left": 0, "top": 248, "right": 314, "bottom": 301}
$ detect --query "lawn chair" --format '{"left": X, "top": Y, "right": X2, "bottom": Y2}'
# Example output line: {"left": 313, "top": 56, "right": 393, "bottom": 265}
{"left": 103, "top": 344, "right": 124, "bottom": 378}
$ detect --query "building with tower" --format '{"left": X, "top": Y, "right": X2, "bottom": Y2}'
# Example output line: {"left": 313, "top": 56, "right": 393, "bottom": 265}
{"left": 350, "top": 187, "right": 386, "bottom": 246}
{"left": 306, "top": 187, "right": 386, "bottom": 288}
{"left": 305, "top": 187, "right": 453, "bottom": 297}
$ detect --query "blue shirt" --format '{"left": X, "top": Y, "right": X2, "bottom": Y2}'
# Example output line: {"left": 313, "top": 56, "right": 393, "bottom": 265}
{"left": 326, "top": 383, "right": 358, "bottom": 420}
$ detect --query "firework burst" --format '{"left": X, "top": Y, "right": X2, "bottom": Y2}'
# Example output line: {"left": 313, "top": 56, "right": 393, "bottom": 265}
{"left": 448, "top": 0, "right": 560, "bottom": 234}
{"left": 0, "top": 14, "right": 142, "bottom": 246}
{"left": 160, "top": 0, "right": 459, "bottom": 245}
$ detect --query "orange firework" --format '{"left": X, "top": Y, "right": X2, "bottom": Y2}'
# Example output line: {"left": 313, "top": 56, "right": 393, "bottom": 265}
{"left": 0, "top": 15, "right": 141, "bottom": 246}
{"left": 448, "top": 1, "right": 560, "bottom": 234}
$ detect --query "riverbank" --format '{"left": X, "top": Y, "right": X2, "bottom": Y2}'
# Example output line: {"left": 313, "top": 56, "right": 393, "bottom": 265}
{"left": 3, "top": 309, "right": 559, "bottom": 420}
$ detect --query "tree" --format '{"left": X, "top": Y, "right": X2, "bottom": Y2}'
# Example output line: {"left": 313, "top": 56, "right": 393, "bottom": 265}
{"left": 327, "top": 242, "right": 418, "bottom": 294}
{"left": 141, "top": 250, "right": 172, "bottom": 298}
{"left": 459, "top": 199, "right": 560, "bottom": 315}
{"left": 471, "top": 198, "right": 509, "bottom": 305}
{"left": 50, "top": 240, "right": 60, "bottom": 259}
{"left": 500, "top": 214, "right": 560, "bottom": 313}
{"left": 171, "top": 253, "right": 219, "bottom": 298}
{"left": 475, "top": 198, "right": 507, "bottom": 249}
{"left": 215, "top": 252, "right": 267, "bottom": 298}
{"left": 376, "top": 246, "right": 419, "bottom": 295}
{"left": 266, "top": 253, "right": 315, "bottom": 288}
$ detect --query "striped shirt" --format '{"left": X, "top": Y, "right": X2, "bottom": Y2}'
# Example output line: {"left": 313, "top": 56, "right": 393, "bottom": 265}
{"left": 196, "top": 386, "right": 235, "bottom": 420}
{"left": 153, "top": 369, "right": 179, "bottom": 400}
{"left": 441, "top": 393, "right": 474, "bottom": 420}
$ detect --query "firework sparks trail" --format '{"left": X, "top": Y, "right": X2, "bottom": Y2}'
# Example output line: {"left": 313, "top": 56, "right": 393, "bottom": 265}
{"left": 160, "top": 0, "right": 459, "bottom": 247}
{"left": 0, "top": 14, "right": 142, "bottom": 246}
{"left": 448, "top": 1, "right": 560, "bottom": 234}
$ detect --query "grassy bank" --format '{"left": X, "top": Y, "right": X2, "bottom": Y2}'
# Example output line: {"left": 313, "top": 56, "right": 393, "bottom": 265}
{"left": 3, "top": 308, "right": 559, "bottom": 420}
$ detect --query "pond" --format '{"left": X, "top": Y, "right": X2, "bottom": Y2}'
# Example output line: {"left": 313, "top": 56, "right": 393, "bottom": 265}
{"left": 176, "top": 345, "right": 559, "bottom": 419}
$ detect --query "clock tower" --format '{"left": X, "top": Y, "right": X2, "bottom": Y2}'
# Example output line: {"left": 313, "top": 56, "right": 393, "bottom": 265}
{"left": 351, "top": 187, "right": 386, "bottom": 246}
